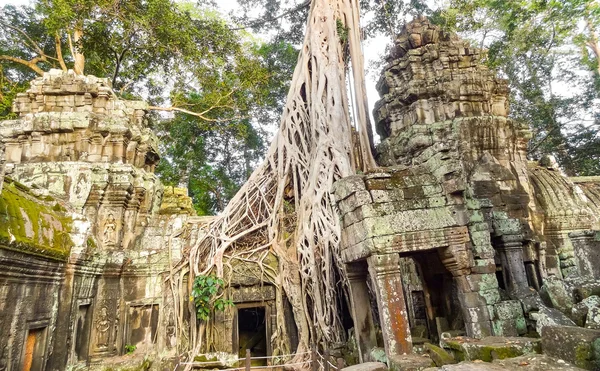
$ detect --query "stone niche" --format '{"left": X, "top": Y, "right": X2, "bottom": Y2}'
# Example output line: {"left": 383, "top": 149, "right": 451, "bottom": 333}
{"left": 333, "top": 17, "right": 600, "bottom": 364}
{"left": 0, "top": 70, "right": 195, "bottom": 370}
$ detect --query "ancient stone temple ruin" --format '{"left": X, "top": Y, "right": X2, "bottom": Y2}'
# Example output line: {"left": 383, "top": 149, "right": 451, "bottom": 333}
{"left": 0, "top": 71, "right": 192, "bottom": 370}
{"left": 1, "top": 17, "right": 600, "bottom": 371}
{"left": 333, "top": 18, "right": 600, "bottom": 369}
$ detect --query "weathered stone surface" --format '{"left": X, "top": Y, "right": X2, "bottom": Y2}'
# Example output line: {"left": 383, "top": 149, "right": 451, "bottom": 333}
{"left": 441, "top": 336, "right": 541, "bottom": 362}
{"left": 541, "top": 325, "right": 600, "bottom": 370}
{"left": 540, "top": 276, "right": 575, "bottom": 315}
{"left": 342, "top": 362, "right": 389, "bottom": 371}
{"left": 0, "top": 71, "right": 200, "bottom": 370}
{"left": 424, "top": 343, "right": 456, "bottom": 366}
{"left": 493, "top": 354, "right": 584, "bottom": 370}
{"left": 531, "top": 306, "right": 577, "bottom": 335}
{"left": 388, "top": 353, "right": 434, "bottom": 371}
{"left": 572, "top": 296, "right": 600, "bottom": 327}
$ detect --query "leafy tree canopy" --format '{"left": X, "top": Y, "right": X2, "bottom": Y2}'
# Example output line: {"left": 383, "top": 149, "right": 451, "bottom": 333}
{"left": 0, "top": 0, "right": 298, "bottom": 213}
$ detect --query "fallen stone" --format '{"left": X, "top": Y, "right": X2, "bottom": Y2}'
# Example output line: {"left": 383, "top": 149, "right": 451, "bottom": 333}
{"left": 530, "top": 305, "right": 576, "bottom": 335}
{"left": 540, "top": 276, "right": 574, "bottom": 315}
{"left": 493, "top": 354, "right": 583, "bottom": 370}
{"left": 342, "top": 361, "right": 388, "bottom": 371}
{"left": 424, "top": 343, "right": 456, "bottom": 366}
{"left": 572, "top": 296, "right": 600, "bottom": 327}
{"left": 586, "top": 306, "right": 600, "bottom": 330}
{"left": 438, "top": 361, "right": 507, "bottom": 370}
{"left": 388, "top": 353, "right": 434, "bottom": 371}
{"left": 541, "top": 325, "right": 600, "bottom": 370}
{"left": 441, "top": 336, "right": 541, "bottom": 362}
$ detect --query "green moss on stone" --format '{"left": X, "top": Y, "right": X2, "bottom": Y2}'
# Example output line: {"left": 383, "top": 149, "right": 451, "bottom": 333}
{"left": 574, "top": 343, "right": 593, "bottom": 369}
{"left": 0, "top": 178, "right": 73, "bottom": 261}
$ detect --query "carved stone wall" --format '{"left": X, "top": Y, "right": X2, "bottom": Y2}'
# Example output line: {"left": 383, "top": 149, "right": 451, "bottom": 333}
{"left": 0, "top": 70, "right": 194, "bottom": 370}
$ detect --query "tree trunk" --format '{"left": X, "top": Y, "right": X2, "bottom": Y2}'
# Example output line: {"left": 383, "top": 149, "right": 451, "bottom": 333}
{"left": 172, "top": 0, "right": 375, "bottom": 363}
{"left": 72, "top": 26, "right": 85, "bottom": 75}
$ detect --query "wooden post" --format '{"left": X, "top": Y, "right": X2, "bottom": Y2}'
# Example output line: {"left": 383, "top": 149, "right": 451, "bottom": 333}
{"left": 324, "top": 349, "right": 330, "bottom": 371}
{"left": 311, "top": 344, "right": 318, "bottom": 371}
{"left": 245, "top": 349, "right": 251, "bottom": 371}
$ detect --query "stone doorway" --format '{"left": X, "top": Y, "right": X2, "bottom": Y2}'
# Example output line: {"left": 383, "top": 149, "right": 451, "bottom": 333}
{"left": 21, "top": 327, "right": 47, "bottom": 371}
{"left": 412, "top": 251, "right": 465, "bottom": 342}
{"left": 234, "top": 305, "right": 268, "bottom": 366}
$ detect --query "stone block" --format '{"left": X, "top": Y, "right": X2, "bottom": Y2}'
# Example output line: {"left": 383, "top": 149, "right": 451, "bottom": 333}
{"left": 530, "top": 306, "right": 576, "bottom": 335}
{"left": 424, "top": 343, "right": 456, "bottom": 366}
{"left": 388, "top": 354, "right": 433, "bottom": 371}
{"left": 572, "top": 295, "right": 600, "bottom": 327}
{"left": 542, "top": 325, "right": 600, "bottom": 370}
{"left": 540, "top": 275, "right": 574, "bottom": 315}
{"left": 455, "top": 273, "right": 498, "bottom": 293}
{"left": 463, "top": 321, "right": 493, "bottom": 338}
{"left": 332, "top": 175, "right": 367, "bottom": 200}
{"left": 441, "top": 336, "right": 540, "bottom": 362}
{"left": 493, "top": 300, "right": 524, "bottom": 321}
{"left": 342, "top": 362, "right": 388, "bottom": 371}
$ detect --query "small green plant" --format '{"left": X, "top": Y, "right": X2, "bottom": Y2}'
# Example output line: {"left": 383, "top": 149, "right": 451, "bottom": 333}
{"left": 336, "top": 18, "right": 349, "bottom": 43}
{"left": 191, "top": 274, "right": 233, "bottom": 320}
{"left": 124, "top": 344, "right": 136, "bottom": 354}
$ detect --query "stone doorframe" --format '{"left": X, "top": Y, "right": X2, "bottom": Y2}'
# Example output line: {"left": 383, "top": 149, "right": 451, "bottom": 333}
{"left": 20, "top": 319, "right": 50, "bottom": 371}
{"left": 345, "top": 254, "right": 412, "bottom": 361}
{"left": 68, "top": 299, "right": 94, "bottom": 366}
{"left": 123, "top": 299, "right": 161, "bottom": 353}
{"left": 345, "top": 238, "right": 500, "bottom": 360}
{"left": 232, "top": 302, "right": 272, "bottom": 358}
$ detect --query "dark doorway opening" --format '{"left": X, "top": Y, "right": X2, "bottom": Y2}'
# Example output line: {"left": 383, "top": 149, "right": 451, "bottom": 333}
{"left": 411, "top": 251, "right": 465, "bottom": 342}
{"left": 237, "top": 307, "right": 267, "bottom": 366}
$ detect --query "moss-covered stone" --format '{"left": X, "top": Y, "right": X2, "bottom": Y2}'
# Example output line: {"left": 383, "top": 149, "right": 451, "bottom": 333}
{"left": 0, "top": 177, "right": 73, "bottom": 260}
{"left": 424, "top": 343, "right": 456, "bottom": 366}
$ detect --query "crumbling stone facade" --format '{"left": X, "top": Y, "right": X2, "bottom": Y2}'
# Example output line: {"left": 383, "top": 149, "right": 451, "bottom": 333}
{"left": 0, "top": 70, "right": 192, "bottom": 370}
{"left": 0, "top": 70, "right": 286, "bottom": 371}
{"left": 333, "top": 17, "right": 600, "bottom": 366}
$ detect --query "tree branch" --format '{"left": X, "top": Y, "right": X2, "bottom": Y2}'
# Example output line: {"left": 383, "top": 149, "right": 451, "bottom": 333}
{"left": 0, "top": 20, "right": 46, "bottom": 57}
{"left": 0, "top": 55, "right": 45, "bottom": 75}
{"left": 55, "top": 34, "right": 68, "bottom": 71}
{"left": 147, "top": 105, "right": 247, "bottom": 122}
{"left": 229, "top": 0, "right": 311, "bottom": 31}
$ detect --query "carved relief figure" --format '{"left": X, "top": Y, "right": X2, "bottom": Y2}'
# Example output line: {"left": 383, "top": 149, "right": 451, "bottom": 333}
{"left": 96, "top": 307, "right": 111, "bottom": 348}
{"left": 103, "top": 213, "right": 117, "bottom": 245}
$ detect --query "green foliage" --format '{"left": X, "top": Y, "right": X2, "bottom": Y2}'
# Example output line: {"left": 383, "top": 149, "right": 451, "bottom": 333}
{"left": 336, "top": 19, "right": 349, "bottom": 44}
{"left": 155, "top": 39, "right": 297, "bottom": 215}
{"left": 190, "top": 274, "right": 233, "bottom": 321}
{"left": 124, "top": 344, "right": 136, "bottom": 354}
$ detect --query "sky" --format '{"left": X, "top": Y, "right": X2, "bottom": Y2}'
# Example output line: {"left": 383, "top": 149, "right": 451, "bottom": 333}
{"left": 0, "top": 0, "right": 393, "bottom": 139}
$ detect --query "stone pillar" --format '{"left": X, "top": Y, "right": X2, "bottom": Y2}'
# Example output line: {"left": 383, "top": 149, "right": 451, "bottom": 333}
{"left": 495, "top": 235, "right": 529, "bottom": 295}
{"left": 345, "top": 262, "right": 377, "bottom": 362}
{"left": 367, "top": 253, "right": 412, "bottom": 356}
{"left": 439, "top": 243, "right": 495, "bottom": 338}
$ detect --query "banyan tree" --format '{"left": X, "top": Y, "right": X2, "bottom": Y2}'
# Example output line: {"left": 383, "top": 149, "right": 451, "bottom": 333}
{"left": 169, "top": 0, "right": 377, "bottom": 364}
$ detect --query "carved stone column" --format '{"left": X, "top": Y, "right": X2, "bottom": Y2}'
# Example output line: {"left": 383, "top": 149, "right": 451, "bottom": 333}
{"left": 345, "top": 261, "right": 377, "bottom": 362}
{"left": 439, "top": 243, "right": 495, "bottom": 338}
{"left": 367, "top": 253, "right": 412, "bottom": 356}
{"left": 495, "top": 234, "right": 529, "bottom": 295}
